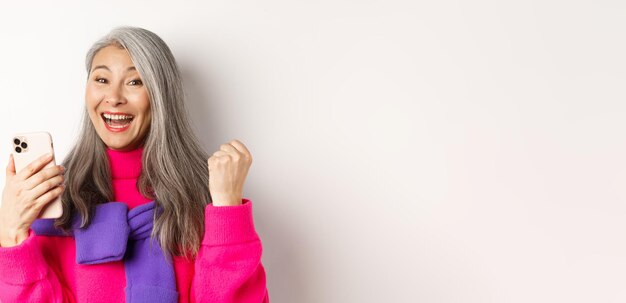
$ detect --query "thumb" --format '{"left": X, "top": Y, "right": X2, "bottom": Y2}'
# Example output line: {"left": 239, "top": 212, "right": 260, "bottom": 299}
{"left": 5, "top": 154, "right": 15, "bottom": 178}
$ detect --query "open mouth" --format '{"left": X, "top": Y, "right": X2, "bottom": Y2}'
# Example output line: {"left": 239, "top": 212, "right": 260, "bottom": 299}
{"left": 101, "top": 112, "right": 134, "bottom": 129}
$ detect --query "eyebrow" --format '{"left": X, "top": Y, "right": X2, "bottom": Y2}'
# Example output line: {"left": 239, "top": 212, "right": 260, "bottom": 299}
{"left": 91, "top": 65, "right": 137, "bottom": 73}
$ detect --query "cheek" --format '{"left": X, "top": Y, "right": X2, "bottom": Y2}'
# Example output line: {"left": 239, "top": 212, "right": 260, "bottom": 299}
{"left": 139, "top": 91, "right": 151, "bottom": 122}
{"left": 86, "top": 106, "right": 99, "bottom": 124}
{"left": 85, "top": 85, "right": 101, "bottom": 108}
{"left": 84, "top": 86, "right": 101, "bottom": 125}
{"left": 141, "top": 108, "right": 152, "bottom": 131}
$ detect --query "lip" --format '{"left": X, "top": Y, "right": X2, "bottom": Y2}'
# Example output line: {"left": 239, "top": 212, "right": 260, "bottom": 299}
{"left": 101, "top": 112, "right": 134, "bottom": 133}
{"left": 101, "top": 111, "right": 134, "bottom": 117}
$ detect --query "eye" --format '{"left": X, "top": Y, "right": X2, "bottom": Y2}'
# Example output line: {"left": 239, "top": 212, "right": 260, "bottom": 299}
{"left": 95, "top": 77, "right": 107, "bottom": 84}
{"left": 129, "top": 79, "right": 143, "bottom": 86}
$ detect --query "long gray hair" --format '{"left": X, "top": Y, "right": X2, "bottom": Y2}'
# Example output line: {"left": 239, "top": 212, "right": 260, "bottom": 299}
{"left": 55, "top": 26, "right": 211, "bottom": 260}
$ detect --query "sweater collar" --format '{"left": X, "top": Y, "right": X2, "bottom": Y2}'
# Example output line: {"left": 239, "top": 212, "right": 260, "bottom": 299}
{"left": 105, "top": 145, "right": 144, "bottom": 179}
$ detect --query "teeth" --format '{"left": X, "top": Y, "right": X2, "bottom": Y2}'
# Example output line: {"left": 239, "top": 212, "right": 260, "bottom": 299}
{"left": 103, "top": 113, "right": 133, "bottom": 120}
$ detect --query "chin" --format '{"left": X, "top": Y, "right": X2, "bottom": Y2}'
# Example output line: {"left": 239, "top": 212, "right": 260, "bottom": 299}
{"left": 109, "top": 142, "right": 138, "bottom": 151}
{"left": 100, "top": 136, "right": 137, "bottom": 151}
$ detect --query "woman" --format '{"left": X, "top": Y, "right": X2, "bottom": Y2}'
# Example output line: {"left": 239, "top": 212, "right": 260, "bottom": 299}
{"left": 0, "top": 26, "right": 269, "bottom": 303}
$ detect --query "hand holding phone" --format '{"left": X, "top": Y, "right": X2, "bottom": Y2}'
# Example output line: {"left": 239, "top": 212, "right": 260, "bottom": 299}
{"left": 0, "top": 132, "right": 65, "bottom": 247}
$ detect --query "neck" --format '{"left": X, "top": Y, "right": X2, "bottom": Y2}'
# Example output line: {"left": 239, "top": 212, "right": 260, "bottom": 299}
{"left": 105, "top": 145, "right": 144, "bottom": 179}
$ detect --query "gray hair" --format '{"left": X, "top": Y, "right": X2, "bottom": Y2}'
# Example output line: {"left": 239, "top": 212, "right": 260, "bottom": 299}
{"left": 56, "top": 26, "right": 211, "bottom": 259}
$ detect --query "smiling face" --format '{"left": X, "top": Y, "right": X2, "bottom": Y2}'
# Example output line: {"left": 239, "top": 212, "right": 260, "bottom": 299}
{"left": 85, "top": 44, "right": 151, "bottom": 151}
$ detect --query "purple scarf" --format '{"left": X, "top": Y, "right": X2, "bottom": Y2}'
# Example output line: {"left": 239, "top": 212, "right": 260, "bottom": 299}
{"left": 31, "top": 201, "right": 178, "bottom": 303}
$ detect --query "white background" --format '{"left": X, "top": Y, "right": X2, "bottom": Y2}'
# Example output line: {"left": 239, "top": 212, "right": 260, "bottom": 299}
{"left": 1, "top": 1, "right": 625, "bottom": 302}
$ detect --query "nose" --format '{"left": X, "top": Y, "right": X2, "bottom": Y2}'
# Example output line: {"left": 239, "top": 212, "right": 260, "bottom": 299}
{"left": 105, "top": 83, "right": 127, "bottom": 106}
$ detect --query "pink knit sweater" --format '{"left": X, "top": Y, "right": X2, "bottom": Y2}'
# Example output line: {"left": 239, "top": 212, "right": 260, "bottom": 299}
{"left": 0, "top": 146, "right": 269, "bottom": 302}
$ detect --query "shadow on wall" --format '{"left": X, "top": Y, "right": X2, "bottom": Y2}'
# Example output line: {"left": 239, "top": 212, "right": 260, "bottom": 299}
{"left": 178, "top": 60, "right": 307, "bottom": 302}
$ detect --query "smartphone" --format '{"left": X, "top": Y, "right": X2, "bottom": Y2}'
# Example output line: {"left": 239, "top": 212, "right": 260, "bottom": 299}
{"left": 11, "top": 131, "right": 63, "bottom": 219}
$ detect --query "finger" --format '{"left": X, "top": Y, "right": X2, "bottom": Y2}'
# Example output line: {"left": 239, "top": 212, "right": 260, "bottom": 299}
{"left": 212, "top": 150, "right": 228, "bottom": 157}
{"left": 23, "top": 165, "right": 64, "bottom": 190}
{"left": 229, "top": 140, "right": 252, "bottom": 160}
{"left": 6, "top": 154, "right": 16, "bottom": 178}
{"left": 33, "top": 185, "right": 64, "bottom": 212}
{"left": 208, "top": 152, "right": 227, "bottom": 169}
{"left": 219, "top": 142, "right": 239, "bottom": 154}
{"left": 16, "top": 153, "right": 53, "bottom": 181}
{"left": 29, "top": 174, "right": 64, "bottom": 201}
{"left": 219, "top": 143, "right": 243, "bottom": 162}
{"left": 229, "top": 140, "right": 250, "bottom": 155}
{"left": 216, "top": 153, "right": 232, "bottom": 163}
{"left": 209, "top": 153, "right": 232, "bottom": 171}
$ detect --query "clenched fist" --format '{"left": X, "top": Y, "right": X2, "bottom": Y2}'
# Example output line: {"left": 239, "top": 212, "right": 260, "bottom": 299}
{"left": 208, "top": 139, "right": 252, "bottom": 207}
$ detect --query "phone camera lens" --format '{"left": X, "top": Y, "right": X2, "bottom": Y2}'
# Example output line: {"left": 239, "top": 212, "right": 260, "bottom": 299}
{"left": 15, "top": 146, "right": 22, "bottom": 153}
{"left": 13, "top": 138, "right": 20, "bottom": 145}
{"left": 20, "top": 142, "right": 27, "bottom": 149}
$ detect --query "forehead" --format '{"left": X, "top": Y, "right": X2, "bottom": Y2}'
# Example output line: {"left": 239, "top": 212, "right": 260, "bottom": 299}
{"left": 91, "top": 45, "right": 136, "bottom": 70}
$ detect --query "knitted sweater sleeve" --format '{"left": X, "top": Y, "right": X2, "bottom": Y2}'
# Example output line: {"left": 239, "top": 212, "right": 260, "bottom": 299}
{"left": 0, "top": 229, "right": 65, "bottom": 302}
{"left": 192, "top": 198, "right": 270, "bottom": 303}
